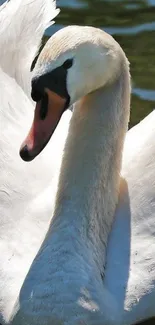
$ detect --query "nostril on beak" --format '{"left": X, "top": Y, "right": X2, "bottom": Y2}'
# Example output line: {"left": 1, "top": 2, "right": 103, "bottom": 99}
{"left": 19, "top": 145, "right": 33, "bottom": 162}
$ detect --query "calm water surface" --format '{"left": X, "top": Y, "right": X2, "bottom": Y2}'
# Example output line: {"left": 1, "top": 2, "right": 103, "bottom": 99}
{"left": 45, "top": 0, "right": 155, "bottom": 127}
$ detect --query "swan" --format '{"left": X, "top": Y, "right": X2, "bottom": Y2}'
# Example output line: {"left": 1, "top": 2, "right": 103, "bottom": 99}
{"left": 11, "top": 25, "right": 155, "bottom": 325}
{"left": 1, "top": 0, "right": 155, "bottom": 324}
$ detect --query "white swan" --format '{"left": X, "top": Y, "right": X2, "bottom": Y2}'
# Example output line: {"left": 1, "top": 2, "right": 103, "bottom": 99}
{"left": 1, "top": 1, "right": 155, "bottom": 324}
{"left": 0, "top": 0, "right": 71, "bottom": 323}
{"left": 13, "top": 25, "right": 155, "bottom": 325}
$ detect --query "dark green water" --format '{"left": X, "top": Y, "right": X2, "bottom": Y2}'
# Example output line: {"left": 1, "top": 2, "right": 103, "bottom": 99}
{"left": 45, "top": 0, "right": 155, "bottom": 127}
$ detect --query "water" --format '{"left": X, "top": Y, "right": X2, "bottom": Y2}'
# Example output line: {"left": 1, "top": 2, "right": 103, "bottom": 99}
{"left": 45, "top": 0, "right": 155, "bottom": 127}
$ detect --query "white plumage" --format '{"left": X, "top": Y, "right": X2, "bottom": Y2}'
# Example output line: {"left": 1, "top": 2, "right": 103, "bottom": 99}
{"left": 0, "top": 1, "right": 155, "bottom": 325}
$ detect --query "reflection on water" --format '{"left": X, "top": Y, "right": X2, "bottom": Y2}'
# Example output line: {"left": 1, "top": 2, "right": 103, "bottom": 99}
{"left": 45, "top": 0, "right": 155, "bottom": 127}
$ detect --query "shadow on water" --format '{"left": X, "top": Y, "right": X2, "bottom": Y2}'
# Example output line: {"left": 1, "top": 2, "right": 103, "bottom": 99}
{"left": 43, "top": 0, "right": 155, "bottom": 129}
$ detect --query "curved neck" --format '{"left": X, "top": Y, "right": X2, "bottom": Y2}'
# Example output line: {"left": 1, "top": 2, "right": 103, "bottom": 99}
{"left": 51, "top": 63, "right": 130, "bottom": 274}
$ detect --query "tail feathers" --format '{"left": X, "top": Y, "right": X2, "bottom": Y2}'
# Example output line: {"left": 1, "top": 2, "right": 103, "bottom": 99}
{"left": 0, "top": 0, "right": 59, "bottom": 96}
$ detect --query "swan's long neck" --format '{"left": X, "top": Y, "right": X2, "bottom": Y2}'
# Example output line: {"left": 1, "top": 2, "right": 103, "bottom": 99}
{"left": 51, "top": 61, "right": 130, "bottom": 274}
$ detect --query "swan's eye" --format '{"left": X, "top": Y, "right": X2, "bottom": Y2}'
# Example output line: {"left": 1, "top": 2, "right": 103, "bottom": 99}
{"left": 62, "top": 59, "right": 73, "bottom": 70}
{"left": 31, "top": 89, "right": 42, "bottom": 102}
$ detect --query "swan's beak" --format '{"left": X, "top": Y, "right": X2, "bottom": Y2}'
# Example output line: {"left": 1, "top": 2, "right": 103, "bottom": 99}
{"left": 20, "top": 89, "right": 67, "bottom": 161}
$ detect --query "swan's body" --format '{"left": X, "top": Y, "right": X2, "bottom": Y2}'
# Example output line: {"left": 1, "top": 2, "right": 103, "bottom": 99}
{"left": 105, "top": 111, "right": 155, "bottom": 324}
{"left": 0, "top": 1, "right": 155, "bottom": 325}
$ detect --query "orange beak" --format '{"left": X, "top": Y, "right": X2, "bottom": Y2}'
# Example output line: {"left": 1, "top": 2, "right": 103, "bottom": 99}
{"left": 20, "top": 89, "right": 67, "bottom": 161}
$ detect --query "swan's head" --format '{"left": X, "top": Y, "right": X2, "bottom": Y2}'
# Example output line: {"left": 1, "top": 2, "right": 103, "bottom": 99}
{"left": 20, "top": 25, "right": 126, "bottom": 161}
